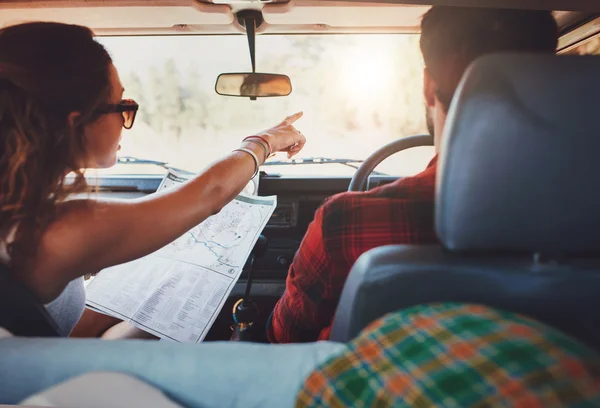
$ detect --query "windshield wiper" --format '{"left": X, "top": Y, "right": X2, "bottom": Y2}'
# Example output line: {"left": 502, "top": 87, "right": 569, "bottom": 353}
{"left": 262, "top": 157, "right": 387, "bottom": 176}
{"left": 117, "top": 156, "right": 194, "bottom": 175}
{"left": 117, "top": 156, "right": 388, "bottom": 176}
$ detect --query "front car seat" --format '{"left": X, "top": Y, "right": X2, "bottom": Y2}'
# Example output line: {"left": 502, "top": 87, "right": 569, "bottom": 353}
{"left": 331, "top": 53, "right": 600, "bottom": 349}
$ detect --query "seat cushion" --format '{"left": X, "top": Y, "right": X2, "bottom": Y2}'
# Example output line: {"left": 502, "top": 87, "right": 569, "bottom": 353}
{"left": 330, "top": 245, "right": 600, "bottom": 346}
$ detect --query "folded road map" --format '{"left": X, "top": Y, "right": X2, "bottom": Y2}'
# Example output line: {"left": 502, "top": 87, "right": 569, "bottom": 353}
{"left": 85, "top": 171, "right": 275, "bottom": 343}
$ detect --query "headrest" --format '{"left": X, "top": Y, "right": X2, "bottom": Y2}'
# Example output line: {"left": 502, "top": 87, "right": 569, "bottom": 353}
{"left": 437, "top": 54, "right": 600, "bottom": 254}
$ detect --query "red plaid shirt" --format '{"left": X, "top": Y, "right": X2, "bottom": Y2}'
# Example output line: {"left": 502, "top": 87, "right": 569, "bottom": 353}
{"left": 268, "top": 156, "right": 439, "bottom": 343}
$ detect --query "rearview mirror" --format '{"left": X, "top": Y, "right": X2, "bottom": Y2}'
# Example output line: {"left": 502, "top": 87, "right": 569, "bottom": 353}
{"left": 215, "top": 73, "right": 292, "bottom": 98}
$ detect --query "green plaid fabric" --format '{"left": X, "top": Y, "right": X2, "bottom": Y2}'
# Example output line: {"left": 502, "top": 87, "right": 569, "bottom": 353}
{"left": 296, "top": 303, "right": 600, "bottom": 408}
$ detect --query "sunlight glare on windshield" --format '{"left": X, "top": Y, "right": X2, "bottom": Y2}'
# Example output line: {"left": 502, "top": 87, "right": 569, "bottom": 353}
{"left": 96, "top": 34, "right": 433, "bottom": 177}
{"left": 339, "top": 43, "right": 396, "bottom": 104}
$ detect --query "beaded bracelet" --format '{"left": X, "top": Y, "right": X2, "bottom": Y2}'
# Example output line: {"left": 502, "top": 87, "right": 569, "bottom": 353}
{"left": 242, "top": 139, "right": 268, "bottom": 162}
{"left": 233, "top": 147, "right": 260, "bottom": 179}
{"left": 243, "top": 135, "right": 273, "bottom": 156}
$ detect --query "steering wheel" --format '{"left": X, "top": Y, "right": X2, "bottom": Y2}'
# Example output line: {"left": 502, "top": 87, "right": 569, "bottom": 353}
{"left": 348, "top": 134, "right": 434, "bottom": 192}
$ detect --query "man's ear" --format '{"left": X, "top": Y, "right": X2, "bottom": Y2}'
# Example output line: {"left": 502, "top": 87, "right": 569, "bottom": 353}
{"left": 423, "top": 67, "right": 437, "bottom": 108}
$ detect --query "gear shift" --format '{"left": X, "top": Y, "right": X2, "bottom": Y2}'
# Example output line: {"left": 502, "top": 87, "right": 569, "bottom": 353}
{"left": 231, "top": 235, "right": 267, "bottom": 341}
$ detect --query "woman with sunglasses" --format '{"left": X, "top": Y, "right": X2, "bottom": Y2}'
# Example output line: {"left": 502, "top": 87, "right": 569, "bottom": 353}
{"left": 0, "top": 22, "right": 306, "bottom": 338}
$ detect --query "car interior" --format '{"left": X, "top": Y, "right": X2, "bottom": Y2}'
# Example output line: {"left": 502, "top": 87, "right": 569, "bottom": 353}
{"left": 1, "top": 0, "right": 600, "bottom": 404}
{"left": 332, "top": 53, "right": 600, "bottom": 347}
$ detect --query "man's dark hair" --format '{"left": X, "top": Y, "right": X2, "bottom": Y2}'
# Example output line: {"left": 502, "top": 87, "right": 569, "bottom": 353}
{"left": 420, "top": 7, "right": 558, "bottom": 111}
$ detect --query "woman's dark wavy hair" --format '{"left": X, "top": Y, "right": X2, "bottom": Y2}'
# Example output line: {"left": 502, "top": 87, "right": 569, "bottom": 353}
{"left": 420, "top": 7, "right": 559, "bottom": 111}
{"left": 0, "top": 22, "right": 112, "bottom": 266}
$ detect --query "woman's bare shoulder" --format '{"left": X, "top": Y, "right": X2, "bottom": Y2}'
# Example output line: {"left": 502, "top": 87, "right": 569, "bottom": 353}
{"left": 25, "top": 198, "right": 128, "bottom": 300}
{"left": 54, "top": 196, "right": 126, "bottom": 219}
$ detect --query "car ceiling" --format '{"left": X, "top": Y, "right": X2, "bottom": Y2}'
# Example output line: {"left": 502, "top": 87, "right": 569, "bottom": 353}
{"left": 0, "top": 0, "right": 597, "bottom": 38}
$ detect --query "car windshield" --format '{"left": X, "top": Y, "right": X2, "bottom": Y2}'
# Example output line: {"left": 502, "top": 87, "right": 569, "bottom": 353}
{"left": 95, "top": 34, "right": 433, "bottom": 177}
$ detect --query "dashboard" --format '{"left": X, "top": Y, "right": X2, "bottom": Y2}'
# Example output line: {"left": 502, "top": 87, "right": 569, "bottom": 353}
{"left": 91, "top": 173, "right": 401, "bottom": 297}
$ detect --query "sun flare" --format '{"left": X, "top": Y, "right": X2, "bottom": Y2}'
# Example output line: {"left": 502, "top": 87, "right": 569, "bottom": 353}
{"left": 339, "top": 49, "right": 395, "bottom": 103}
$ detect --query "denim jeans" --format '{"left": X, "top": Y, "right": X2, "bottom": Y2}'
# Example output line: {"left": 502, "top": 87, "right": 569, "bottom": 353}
{"left": 0, "top": 336, "right": 344, "bottom": 407}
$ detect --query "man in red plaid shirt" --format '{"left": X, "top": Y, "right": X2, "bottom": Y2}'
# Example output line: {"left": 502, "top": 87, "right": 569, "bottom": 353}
{"left": 268, "top": 7, "right": 559, "bottom": 343}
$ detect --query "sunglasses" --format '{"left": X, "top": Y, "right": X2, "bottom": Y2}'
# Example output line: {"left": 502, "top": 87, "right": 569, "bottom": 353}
{"left": 96, "top": 99, "right": 139, "bottom": 129}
